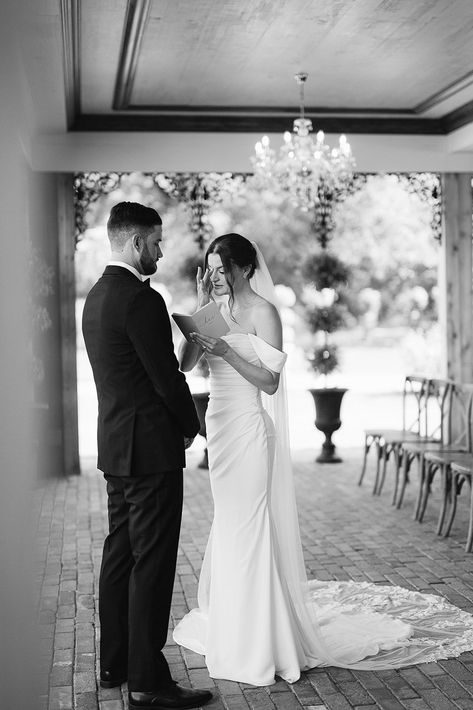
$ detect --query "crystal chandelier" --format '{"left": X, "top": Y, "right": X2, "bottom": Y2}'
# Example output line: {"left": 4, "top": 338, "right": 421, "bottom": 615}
{"left": 251, "top": 73, "right": 355, "bottom": 212}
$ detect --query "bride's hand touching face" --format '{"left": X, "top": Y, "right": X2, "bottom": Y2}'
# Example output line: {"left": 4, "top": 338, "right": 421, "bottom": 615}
{"left": 196, "top": 266, "right": 212, "bottom": 308}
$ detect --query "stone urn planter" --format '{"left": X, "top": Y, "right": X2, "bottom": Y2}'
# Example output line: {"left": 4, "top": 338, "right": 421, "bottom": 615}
{"left": 308, "top": 387, "right": 347, "bottom": 463}
{"left": 302, "top": 249, "right": 351, "bottom": 465}
{"left": 192, "top": 391, "right": 210, "bottom": 469}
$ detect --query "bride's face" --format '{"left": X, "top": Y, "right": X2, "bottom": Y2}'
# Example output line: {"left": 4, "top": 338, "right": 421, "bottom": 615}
{"left": 207, "top": 253, "right": 230, "bottom": 296}
{"left": 208, "top": 252, "right": 247, "bottom": 296}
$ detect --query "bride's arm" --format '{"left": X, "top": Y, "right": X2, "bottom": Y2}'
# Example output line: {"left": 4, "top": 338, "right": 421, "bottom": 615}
{"left": 191, "top": 302, "right": 282, "bottom": 395}
{"left": 178, "top": 337, "right": 204, "bottom": 372}
{"left": 178, "top": 266, "right": 210, "bottom": 372}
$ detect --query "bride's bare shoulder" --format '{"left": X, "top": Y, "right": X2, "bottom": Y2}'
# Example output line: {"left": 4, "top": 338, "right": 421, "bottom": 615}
{"left": 252, "top": 295, "right": 279, "bottom": 318}
{"left": 251, "top": 297, "right": 281, "bottom": 337}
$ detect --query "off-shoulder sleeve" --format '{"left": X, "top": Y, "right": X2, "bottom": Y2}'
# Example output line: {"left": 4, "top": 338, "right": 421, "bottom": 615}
{"left": 248, "top": 333, "right": 287, "bottom": 373}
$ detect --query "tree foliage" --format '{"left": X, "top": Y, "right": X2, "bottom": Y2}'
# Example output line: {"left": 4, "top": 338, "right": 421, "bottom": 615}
{"left": 330, "top": 174, "right": 439, "bottom": 327}
{"left": 74, "top": 172, "right": 440, "bottom": 333}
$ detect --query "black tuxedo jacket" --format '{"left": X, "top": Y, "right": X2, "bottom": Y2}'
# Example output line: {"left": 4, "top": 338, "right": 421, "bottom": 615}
{"left": 82, "top": 266, "right": 200, "bottom": 476}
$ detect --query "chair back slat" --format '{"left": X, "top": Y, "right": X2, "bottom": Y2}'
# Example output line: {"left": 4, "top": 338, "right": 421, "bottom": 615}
{"left": 402, "top": 375, "right": 430, "bottom": 435}
{"left": 447, "top": 382, "right": 473, "bottom": 450}
{"left": 424, "top": 378, "right": 453, "bottom": 443}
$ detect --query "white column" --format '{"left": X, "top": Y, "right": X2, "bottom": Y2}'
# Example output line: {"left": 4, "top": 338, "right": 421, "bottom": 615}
{"left": 440, "top": 173, "right": 473, "bottom": 383}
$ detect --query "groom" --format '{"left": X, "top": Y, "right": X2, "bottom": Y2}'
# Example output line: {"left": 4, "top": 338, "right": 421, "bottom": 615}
{"left": 82, "top": 202, "right": 211, "bottom": 709}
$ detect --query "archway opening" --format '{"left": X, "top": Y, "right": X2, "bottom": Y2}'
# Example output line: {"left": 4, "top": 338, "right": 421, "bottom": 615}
{"left": 73, "top": 171, "right": 441, "bottom": 463}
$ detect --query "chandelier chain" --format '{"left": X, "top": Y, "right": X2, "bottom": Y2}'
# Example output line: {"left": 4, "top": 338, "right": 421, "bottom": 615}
{"left": 295, "top": 71, "right": 308, "bottom": 119}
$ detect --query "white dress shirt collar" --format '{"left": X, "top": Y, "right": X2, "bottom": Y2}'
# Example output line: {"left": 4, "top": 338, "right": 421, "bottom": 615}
{"left": 108, "top": 260, "right": 144, "bottom": 282}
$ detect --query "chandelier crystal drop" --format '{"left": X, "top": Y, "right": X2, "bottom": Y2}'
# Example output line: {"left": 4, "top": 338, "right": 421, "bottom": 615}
{"left": 251, "top": 73, "right": 355, "bottom": 212}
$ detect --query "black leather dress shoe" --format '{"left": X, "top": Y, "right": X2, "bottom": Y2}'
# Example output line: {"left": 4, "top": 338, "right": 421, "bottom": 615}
{"left": 100, "top": 670, "right": 127, "bottom": 688}
{"left": 128, "top": 683, "right": 212, "bottom": 709}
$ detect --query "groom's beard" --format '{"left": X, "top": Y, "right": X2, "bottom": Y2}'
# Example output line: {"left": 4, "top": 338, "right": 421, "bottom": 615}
{"left": 139, "top": 244, "right": 158, "bottom": 275}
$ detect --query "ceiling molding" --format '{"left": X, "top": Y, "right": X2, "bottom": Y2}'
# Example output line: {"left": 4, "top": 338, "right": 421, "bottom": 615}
{"left": 113, "top": 0, "right": 152, "bottom": 110}
{"left": 444, "top": 100, "right": 473, "bottom": 133}
{"left": 60, "top": 0, "right": 81, "bottom": 128}
{"left": 124, "top": 104, "right": 416, "bottom": 118}
{"left": 61, "top": 0, "right": 473, "bottom": 137}
{"left": 71, "top": 113, "right": 446, "bottom": 135}
{"left": 415, "top": 70, "right": 473, "bottom": 115}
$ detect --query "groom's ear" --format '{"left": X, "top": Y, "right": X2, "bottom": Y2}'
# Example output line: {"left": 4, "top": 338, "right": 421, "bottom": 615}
{"left": 132, "top": 233, "right": 142, "bottom": 250}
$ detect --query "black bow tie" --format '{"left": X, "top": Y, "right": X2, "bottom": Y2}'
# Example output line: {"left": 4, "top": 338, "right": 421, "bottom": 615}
{"left": 142, "top": 278, "right": 151, "bottom": 287}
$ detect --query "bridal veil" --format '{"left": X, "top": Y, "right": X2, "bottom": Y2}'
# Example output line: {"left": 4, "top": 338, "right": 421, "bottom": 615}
{"left": 250, "top": 241, "right": 473, "bottom": 670}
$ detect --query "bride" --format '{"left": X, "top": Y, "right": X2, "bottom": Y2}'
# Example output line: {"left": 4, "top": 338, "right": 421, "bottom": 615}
{"left": 173, "top": 233, "right": 473, "bottom": 687}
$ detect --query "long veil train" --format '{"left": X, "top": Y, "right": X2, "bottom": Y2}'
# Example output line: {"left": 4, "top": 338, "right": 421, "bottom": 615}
{"left": 249, "top": 241, "right": 473, "bottom": 671}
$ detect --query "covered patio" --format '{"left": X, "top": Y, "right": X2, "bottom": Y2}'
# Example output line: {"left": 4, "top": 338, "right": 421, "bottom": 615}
{"left": 2, "top": 1, "right": 473, "bottom": 709}
{"left": 20, "top": 0, "right": 473, "bottom": 480}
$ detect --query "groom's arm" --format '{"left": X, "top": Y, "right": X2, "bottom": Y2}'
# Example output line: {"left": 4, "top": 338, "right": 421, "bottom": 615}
{"left": 126, "top": 287, "right": 200, "bottom": 438}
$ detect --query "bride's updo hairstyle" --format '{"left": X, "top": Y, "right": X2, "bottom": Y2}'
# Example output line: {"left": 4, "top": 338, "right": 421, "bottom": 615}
{"left": 205, "top": 233, "right": 257, "bottom": 312}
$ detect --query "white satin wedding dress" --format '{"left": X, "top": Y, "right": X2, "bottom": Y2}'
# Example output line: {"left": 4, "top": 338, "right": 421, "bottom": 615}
{"left": 173, "top": 249, "right": 473, "bottom": 687}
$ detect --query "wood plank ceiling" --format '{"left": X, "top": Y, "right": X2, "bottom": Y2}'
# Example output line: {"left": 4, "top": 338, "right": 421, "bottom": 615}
{"left": 66, "top": 0, "right": 473, "bottom": 133}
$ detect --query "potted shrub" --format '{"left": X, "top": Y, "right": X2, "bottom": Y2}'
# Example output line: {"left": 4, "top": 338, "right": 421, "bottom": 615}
{"left": 302, "top": 251, "right": 349, "bottom": 463}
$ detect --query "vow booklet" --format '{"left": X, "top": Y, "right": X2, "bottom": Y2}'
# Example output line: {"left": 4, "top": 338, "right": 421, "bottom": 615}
{"left": 172, "top": 301, "right": 230, "bottom": 342}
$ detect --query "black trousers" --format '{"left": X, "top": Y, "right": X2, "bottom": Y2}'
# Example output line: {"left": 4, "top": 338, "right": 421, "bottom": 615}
{"left": 99, "top": 470, "right": 183, "bottom": 691}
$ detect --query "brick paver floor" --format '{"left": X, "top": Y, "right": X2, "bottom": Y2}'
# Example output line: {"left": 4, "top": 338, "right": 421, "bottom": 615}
{"left": 35, "top": 447, "right": 473, "bottom": 710}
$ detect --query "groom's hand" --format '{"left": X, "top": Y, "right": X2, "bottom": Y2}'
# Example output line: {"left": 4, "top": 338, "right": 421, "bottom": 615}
{"left": 184, "top": 436, "right": 195, "bottom": 449}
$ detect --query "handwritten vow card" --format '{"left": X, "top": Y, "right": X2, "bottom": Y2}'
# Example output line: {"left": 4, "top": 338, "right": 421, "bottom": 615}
{"left": 172, "top": 301, "right": 230, "bottom": 342}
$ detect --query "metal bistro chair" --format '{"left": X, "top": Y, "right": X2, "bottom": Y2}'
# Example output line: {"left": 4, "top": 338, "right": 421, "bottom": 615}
{"left": 445, "top": 457, "right": 473, "bottom": 553}
{"left": 378, "top": 378, "right": 452, "bottom": 505}
{"left": 418, "top": 383, "right": 473, "bottom": 539}
{"left": 358, "top": 375, "right": 430, "bottom": 498}
{"left": 394, "top": 378, "right": 455, "bottom": 512}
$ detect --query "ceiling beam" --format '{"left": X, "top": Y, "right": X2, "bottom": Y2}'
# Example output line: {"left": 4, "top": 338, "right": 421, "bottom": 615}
{"left": 30, "top": 131, "right": 473, "bottom": 173}
{"left": 447, "top": 122, "right": 473, "bottom": 153}
{"left": 444, "top": 100, "right": 473, "bottom": 133}
{"left": 71, "top": 113, "right": 446, "bottom": 135}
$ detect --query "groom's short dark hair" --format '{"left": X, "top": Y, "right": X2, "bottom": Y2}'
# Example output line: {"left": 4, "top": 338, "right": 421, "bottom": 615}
{"left": 107, "top": 202, "right": 162, "bottom": 249}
